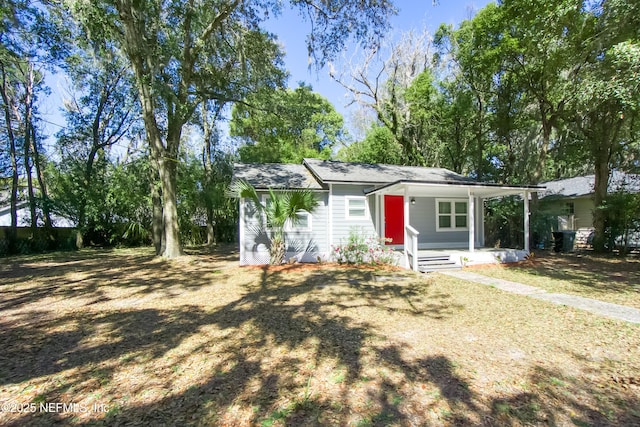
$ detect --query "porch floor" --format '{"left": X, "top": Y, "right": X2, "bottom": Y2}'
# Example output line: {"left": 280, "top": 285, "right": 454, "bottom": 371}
{"left": 419, "top": 247, "right": 528, "bottom": 262}
{"left": 397, "top": 247, "right": 529, "bottom": 271}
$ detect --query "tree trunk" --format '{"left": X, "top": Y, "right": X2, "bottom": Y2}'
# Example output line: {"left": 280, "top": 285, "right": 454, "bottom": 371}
{"left": 127, "top": 60, "right": 182, "bottom": 257}
{"left": 20, "top": 63, "right": 37, "bottom": 233}
{"left": 202, "top": 106, "right": 216, "bottom": 246}
{"left": 30, "top": 124, "right": 52, "bottom": 229}
{"left": 24, "top": 123, "right": 37, "bottom": 231}
{"left": 474, "top": 92, "right": 485, "bottom": 180}
{"left": 590, "top": 107, "right": 623, "bottom": 253}
{"left": 158, "top": 154, "right": 182, "bottom": 258}
{"left": 270, "top": 235, "right": 286, "bottom": 265}
{"left": 206, "top": 210, "right": 215, "bottom": 246}
{"left": 151, "top": 174, "right": 164, "bottom": 256}
{"left": 0, "top": 64, "right": 19, "bottom": 251}
{"left": 592, "top": 156, "right": 609, "bottom": 252}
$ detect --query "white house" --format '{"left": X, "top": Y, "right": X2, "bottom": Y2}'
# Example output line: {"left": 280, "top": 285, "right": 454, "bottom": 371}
{"left": 540, "top": 171, "right": 640, "bottom": 231}
{"left": 540, "top": 171, "right": 640, "bottom": 248}
{"left": 234, "top": 159, "right": 543, "bottom": 271}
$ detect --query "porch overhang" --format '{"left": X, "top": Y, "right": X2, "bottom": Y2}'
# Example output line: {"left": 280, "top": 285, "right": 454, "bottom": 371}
{"left": 363, "top": 179, "right": 544, "bottom": 198}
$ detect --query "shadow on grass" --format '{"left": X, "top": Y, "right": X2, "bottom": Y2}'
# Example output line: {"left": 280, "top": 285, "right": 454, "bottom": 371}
{"left": 1, "top": 248, "right": 639, "bottom": 426}
{"left": 0, "top": 247, "right": 235, "bottom": 311}
{"left": 501, "top": 251, "right": 640, "bottom": 293}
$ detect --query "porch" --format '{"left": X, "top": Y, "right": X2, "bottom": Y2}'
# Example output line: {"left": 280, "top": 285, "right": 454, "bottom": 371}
{"left": 365, "top": 180, "right": 541, "bottom": 272}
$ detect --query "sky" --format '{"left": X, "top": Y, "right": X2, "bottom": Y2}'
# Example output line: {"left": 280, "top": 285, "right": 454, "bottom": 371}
{"left": 41, "top": 0, "right": 492, "bottom": 148}
{"left": 262, "top": 0, "right": 492, "bottom": 137}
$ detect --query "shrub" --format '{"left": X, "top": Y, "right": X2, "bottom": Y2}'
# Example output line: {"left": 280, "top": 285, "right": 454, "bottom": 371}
{"left": 331, "top": 228, "right": 398, "bottom": 266}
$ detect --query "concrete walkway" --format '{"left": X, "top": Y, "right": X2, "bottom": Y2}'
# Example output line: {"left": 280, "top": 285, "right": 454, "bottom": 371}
{"left": 440, "top": 270, "right": 640, "bottom": 325}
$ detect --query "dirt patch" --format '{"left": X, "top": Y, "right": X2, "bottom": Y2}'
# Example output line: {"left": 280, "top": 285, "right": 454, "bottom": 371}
{"left": 1, "top": 246, "right": 639, "bottom": 426}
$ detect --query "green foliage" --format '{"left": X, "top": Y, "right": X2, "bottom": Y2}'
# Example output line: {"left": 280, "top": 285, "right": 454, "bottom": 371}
{"left": 49, "top": 154, "right": 153, "bottom": 247}
{"left": 232, "top": 83, "right": 344, "bottom": 163}
{"left": 331, "top": 227, "right": 397, "bottom": 266}
{"left": 337, "top": 125, "right": 402, "bottom": 164}
{"left": 484, "top": 197, "right": 524, "bottom": 249}
{"left": 175, "top": 150, "right": 236, "bottom": 245}
{"left": 601, "top": 189, "right": 640, "bottom": 253}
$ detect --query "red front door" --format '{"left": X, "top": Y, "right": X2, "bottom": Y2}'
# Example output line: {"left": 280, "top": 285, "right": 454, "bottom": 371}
{"left": 384, "top": 195, "right": 404, "bottom": 245}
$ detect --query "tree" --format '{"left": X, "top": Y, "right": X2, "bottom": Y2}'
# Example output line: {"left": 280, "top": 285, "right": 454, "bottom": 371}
{"left": 567, "top": 0, "right": 640, "bottom": 251}
{"left": 56, "top": 45, "right": 140, "bottom": 248}
{"left": 198, "top": 101, "right": 234, "bottom": 246}
{"left": 602, "top": 188, "right": 640, "bottom": 254}
{"left": 229, "top": 179, "right": 318, "bottom": 265}
{"left": 0, "top": 59, "right": 20, "bottom": 250}
{"left": 64, "top": 0, "right": 396, "bottom": 258}
{"left": 433, "top": 77, "right": 475, "bottom": 175}
{"left": 332, "top": 28, "right": 433, "bottom": 165}
{"left": 434, "top": 12, "right": 497, "bottom": 180}
{"left": 337, "top": 124, "right": 402, "bottom": 164}
{"left": 232, "top": 83, "right": 344, "bottom": 163}
{"left": 1, "top": 1, "right": 56, "bottom": 249}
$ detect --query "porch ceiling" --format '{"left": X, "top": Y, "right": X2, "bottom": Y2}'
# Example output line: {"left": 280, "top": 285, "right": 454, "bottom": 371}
{"left": 365, "top": 181, "right": 542, "bottom": 198}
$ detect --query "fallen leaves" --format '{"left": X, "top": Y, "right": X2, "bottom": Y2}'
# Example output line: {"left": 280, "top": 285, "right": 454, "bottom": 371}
{"left": 0, "top": 246, "right": 639, "bottom": 425}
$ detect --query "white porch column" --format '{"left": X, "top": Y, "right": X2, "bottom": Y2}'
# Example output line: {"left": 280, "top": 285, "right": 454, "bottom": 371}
{"left": 468, "top": 191, "right": 475, "bottom": 252}
{"left": 523, "top": 191, "right": 530, "bottom": 252}
{"left": 376, "top": 193, "right": 382, "bottom": 237}
{"left": 403, "top": 186, "right": 410, "bottom": 267}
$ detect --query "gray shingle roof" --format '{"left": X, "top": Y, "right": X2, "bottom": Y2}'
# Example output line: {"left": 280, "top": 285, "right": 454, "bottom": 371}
{"left": 233, "top": 163, "right": 324, "bottom": 190}
{"left": 303, "top": 158, "right": 475, "bottom": 185}
{"left": 541, "top": 171, "right": 640, "bottom": 198}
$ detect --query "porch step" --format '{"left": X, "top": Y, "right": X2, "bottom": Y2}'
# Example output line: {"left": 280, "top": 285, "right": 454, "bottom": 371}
{"left": 417, "top": 255, "right": 461, "bottom": 273}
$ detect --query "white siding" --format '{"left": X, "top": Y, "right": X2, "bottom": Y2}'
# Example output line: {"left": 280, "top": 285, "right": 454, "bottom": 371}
{"left": 574, "top": 197, "right": 594, "bottom": 229}
{"left": 543, "top": 196, "right": 594, "bottom": 230}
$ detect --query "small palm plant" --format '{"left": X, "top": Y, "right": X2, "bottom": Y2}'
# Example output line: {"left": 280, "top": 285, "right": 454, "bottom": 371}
{"left": 229, "top": 179, "right": 318, "bottom": 265}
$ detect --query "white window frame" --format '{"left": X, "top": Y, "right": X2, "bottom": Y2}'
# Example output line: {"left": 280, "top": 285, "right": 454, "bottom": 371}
{"left": 436, "top": 198, "right": 468, "bottom": 232}
{"left": 345, "top": 196, "right": 368, "bottom": 220}
{"left": 286, "top": 211, "right": 312, "bottom": 232}
{"left": 261, "top": 195, "right": 313, "bottom": 232}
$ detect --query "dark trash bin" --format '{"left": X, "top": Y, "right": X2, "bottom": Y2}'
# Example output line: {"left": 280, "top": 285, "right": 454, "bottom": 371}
{"left": 553, "top": 231, "right": 576, "bottom": 252}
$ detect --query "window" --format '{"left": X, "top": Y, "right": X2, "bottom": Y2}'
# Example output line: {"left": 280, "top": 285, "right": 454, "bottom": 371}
{"left": 287, "top": 211, "right": 312, "bottom": 232}
{"left": 437, "top": 199, "right": 468, "bottom": 231}
{"left": 564, "top": 202, "right": 575, "bottom": 215}
{"left": 346, "top": 197, "right": 367, "bottom": 219}
{"left": 262, "top": 195, "right": 312, "bottom": 232}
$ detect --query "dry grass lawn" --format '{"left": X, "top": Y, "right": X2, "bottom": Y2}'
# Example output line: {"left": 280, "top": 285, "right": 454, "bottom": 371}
{"left": 467, "top": 251, "right": 640, "bottom": 309}
{"left": 1, "top": 246, "right": 639, "bottom": 426}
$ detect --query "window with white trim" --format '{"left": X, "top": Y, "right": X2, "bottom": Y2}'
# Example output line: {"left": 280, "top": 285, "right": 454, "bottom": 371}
{"left": 563, "top": 202, "right": 575, "bottom": 215}
{"left": 345, "top": 196, "right": 367, "bottom": 219}
{"left": 436, "top": 199, "right": 468, "bottom": 231}
{"left": 262, "top": 195, "right": 312, "bottom": 232}
{"left": 287, "top": 211, "right": 312, "bottom": 232}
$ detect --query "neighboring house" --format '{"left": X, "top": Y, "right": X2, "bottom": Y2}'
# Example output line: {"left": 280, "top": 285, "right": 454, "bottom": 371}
{"left": 0, "top": 201, "right": 75, "bottom": 228}
{"left": 540, "top": 171, "right": 640, "bottom": 248}
{"left": 0, "top": 186, "right": 75, "bottom": 228}
{"left": 234, "top": 159, "right": 542, "bottom": 270}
